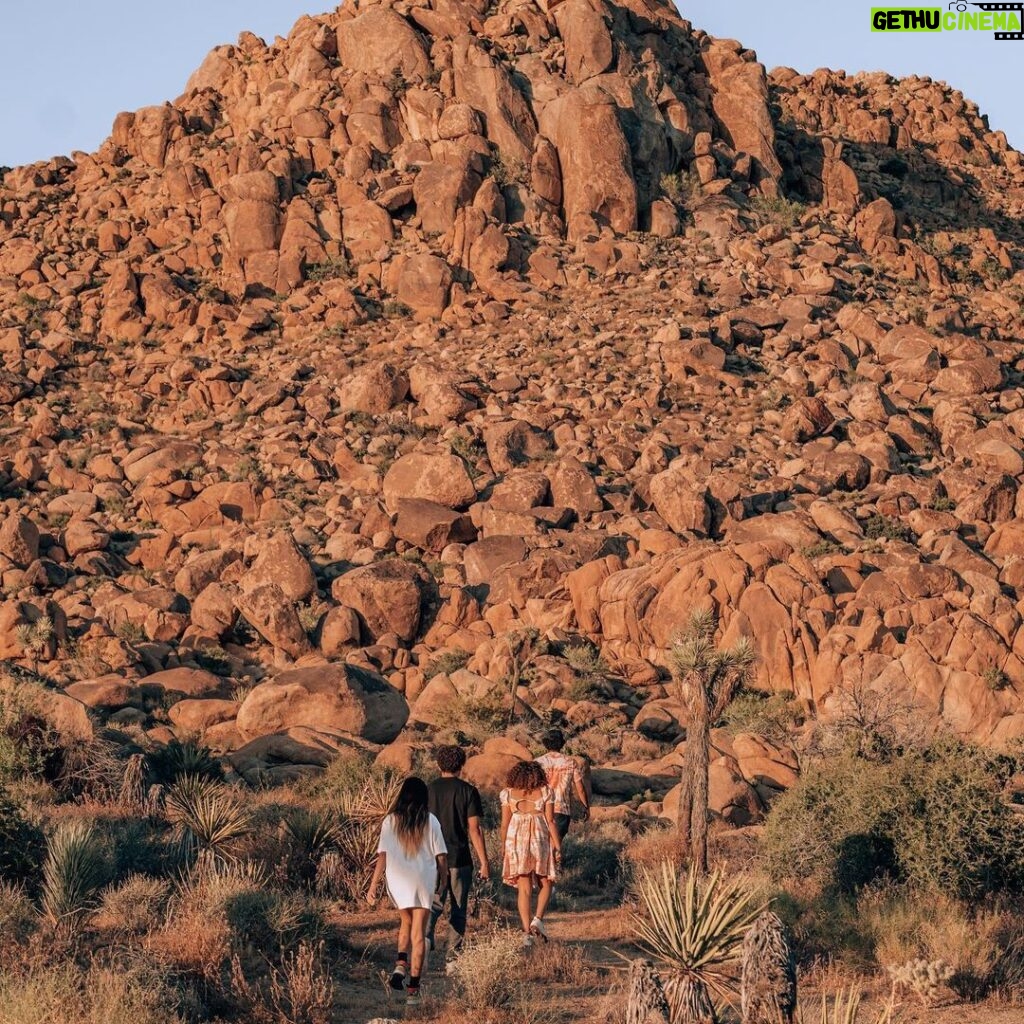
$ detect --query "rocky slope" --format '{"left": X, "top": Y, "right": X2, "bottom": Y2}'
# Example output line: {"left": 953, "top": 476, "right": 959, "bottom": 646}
{"left": 2, "top": 0, "right": 1024, "bottom": 819}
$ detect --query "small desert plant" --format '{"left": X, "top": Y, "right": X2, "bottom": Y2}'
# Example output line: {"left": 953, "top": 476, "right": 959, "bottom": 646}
{"left": 423, "top": 648, "right": 471, "bottom": 681}
{"left": 797, "top": 988, "right": 893, "bottom": 1024}
{"left": 165, "top": 774, "right": 254, "bottom": 868}
{"left": 631, "top": 861, "right": 764, "bottom": 1022}
{"left": 285, "top": 808, "right": 340, "bottom": 887}
{"left": 146, "top": 740, "right": 223, "bottom": 786}
{"left": 661, "top": 171, "right": 702, "bottom": 211}
{"left": 447, "top": 929, "right": 526, "bottom": 1009}
{"left": 98, "top": 874, "right": 170, "bottom": 933}
{"left": 0, "top": 789, "right": 45, "bottom": 885}
{"left": 862, "top": 515, "right": 913, "bottom": 543}
{"left": 886, "top": 958, "right": 953, "bottom": 1005}
{"left": 381, "top": 298, "right": 412, "bottom": 319}
{"left": 490, "top": 153, "right": 529, "bottom": 188}
{"left": 41, "top": 820, "right": 108, "bottom": 934}
{"left": 749, "top": 194, "right": 807, "bottom": 231}
{"left": 304, "top": 257, "right": 349, "bottom": 283}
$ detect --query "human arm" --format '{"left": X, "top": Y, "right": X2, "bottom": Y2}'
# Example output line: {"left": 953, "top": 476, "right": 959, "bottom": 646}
{"left": 499, "top": 796, "right": 512, "bottom": 852}
{"left": 572, "top": 764, "right": 590, "bottom": 821}
{"left": 544, "top": 793, "right": 562, "bottom": 863}
{"left": 468, "top": 815, "right": 490, "bottom": 879}
{"left": 366, "top": 852, "right": 385, "bottom": 905}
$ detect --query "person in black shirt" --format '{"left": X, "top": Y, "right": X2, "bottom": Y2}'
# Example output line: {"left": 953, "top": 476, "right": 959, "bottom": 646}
{"left": 426, "top": 745, "right": 489, "bottom": 958}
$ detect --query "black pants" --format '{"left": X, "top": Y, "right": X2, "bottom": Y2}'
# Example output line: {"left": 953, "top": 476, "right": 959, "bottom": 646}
{"left": 427, "top": 865, "right": 473, "bottom": 945}
{"left": 553, "top": 813, "right": 572, "bottom": 841}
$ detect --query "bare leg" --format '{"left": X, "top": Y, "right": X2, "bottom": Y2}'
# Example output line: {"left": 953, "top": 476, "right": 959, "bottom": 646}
{"left": 535, "top": 877, "right": 553, "bottom": 922}
{"left": 397, "top": 909, "right": 412, "bottom": 959}
{"left": 409, "top": 908, "right": 429, "bottom": 979}
{"left": 516, "top": 876, "right": 533, "bottom": 932}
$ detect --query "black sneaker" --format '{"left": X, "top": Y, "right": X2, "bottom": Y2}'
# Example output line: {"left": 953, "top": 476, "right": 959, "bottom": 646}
{"left": 389, "top": 963, "right": 407, "bottom": 990}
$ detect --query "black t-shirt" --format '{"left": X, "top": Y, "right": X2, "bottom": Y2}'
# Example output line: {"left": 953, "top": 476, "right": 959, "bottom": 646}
{"left": 428, "top": 777, "right": 483, "bottom": 869}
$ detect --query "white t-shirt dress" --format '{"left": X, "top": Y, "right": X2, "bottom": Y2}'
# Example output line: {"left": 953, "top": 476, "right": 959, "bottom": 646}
{"left": 377, "top": 812, "right": 448, "bottom": 909}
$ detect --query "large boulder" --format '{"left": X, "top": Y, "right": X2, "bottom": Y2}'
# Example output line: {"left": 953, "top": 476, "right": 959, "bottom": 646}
{"left": 539, "top": 83, "right": 637, "bottom": 239}
{"left": 330, "top": 559, "right": 427, "bottom": 642}
{"left": 243, "top": 532, "right": 317, "bottom": 603}
{"left": 383, "top": 452, "right": 477, "bottom": 512}
{"left": 235, "top": 664, "right": 409, "bottom": 745}
{"left": 336, "top": 8, "right": 431, "bottom": 80}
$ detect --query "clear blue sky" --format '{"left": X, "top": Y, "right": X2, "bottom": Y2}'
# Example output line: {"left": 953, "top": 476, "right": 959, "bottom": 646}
{"left": 1, "top": 1, "right": 1021, "bottom": 168}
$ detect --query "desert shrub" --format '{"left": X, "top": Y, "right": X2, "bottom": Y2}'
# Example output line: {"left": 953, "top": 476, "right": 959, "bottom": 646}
{"left": 763, "top": 741, "right": 1024, "bottom": 900}
{"left": 423, "top": 648, "right": 471, "bottom": 681}
{"left": 434, "top": 686, "right": 510, "bottom": 746}
{"left": 718, "top": 689, "right": 802, "bottom": 742}
{"left": 660, "top": 171, "right": 702, "bottom": 210}
{"left": 0, "top": 685, "right": 65, "bottom": 784}
{"left": 146, "top": 739, "right": 223, "bottom": 786}
{"left": 0, "top": 882, "right": 37, "bottom": 945}
{"left": 0, "top": 788, "right": 45, "bottom": 885}
{"left": 448, "top": 929, "right": 526, "bottom": 1009}
{"left": 560, "top": 821, "right": 625, "bottom": 901}
{"left": 41, "top": 821, "right": 109, "bottom": 934}
{"left": 622, "top": 821, "right": 683, "bottom": 879}
{"left": 749, "top": 194, "right": 807, "bottom": 230}
{"left": 97, "top": 874, "right": 170, "bottom": 933}
{"left": 863, "top": 514, "right": 913, "bottom": 543}
{"left": 0, "top": 959, "right": 185, "bottom": 1024}
{"left": 108, "top": 816, "right": 170, "bottom": 877}
{"left": 762, "top": 753, "right": 899, "bottom": 894}
{"left": 229, "top": 940, "right": 335, "bottom": 1024}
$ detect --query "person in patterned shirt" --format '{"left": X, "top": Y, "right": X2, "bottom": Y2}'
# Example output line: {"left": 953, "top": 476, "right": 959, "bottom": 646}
{"left": 536, "top": 729, "right": 589, "bottom": 841}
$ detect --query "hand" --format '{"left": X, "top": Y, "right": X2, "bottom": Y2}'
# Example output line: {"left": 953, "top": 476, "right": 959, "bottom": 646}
{"left": 365, "top": 886, "right": 378, "bottom": 906}
{"left": 554, "top": 848, "right": 562, "bottom": 863}
{"left": 580, "top": 805, "right": 591, "bottom": 822}
{"left": 479, "top": 863, "right": 491, "bottom": 881}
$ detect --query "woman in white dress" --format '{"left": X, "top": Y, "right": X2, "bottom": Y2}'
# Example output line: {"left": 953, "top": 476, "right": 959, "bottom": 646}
{"left": 367, "top": 777, "right": 447, "bottom": 1005}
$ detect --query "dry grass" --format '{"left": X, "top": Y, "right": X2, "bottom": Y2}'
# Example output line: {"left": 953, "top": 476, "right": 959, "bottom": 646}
{"left": 0, "top": 959, "right": 184, "bottom": 1024}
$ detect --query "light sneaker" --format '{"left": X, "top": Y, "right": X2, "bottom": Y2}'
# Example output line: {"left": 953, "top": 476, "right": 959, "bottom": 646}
{"left": 521, "top": 933, "right": 534, "bottom": 949}
{"left": 406, "top": 986, "right": 422, "bottom": 1005}
{"left": 530, "top": 917, "right": 548, "bottom": 942}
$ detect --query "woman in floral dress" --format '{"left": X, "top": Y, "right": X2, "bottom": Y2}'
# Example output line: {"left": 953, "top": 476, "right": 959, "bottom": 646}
{"left": 499, "top": 760, "right": 562, "bottom": 947}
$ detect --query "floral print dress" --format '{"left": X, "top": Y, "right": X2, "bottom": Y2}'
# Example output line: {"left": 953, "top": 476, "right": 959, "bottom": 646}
{"left": 500, "top": 785, "right": 558, "bottom": 886}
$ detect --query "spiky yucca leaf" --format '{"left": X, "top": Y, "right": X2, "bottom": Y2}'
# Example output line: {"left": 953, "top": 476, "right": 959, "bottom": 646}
{"left": 631, "top": 861, "right": 764, "bottom": 1007}
{"left": 165, "top": 774, "right": 253, "bottom": 864}
{"left": 41, "top": 821, "right": 107, "bottom": 932}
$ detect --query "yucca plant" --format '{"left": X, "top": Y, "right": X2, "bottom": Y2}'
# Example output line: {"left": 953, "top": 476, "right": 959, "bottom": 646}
{"left": 146, "top": 739, "right": 223, "bottom": 786}
{"left": 285, "top": 808, "right": 340, "bottom": 887}
{"left": 671, "top": 609, "right": 757, "bottom": 873}
{"left": 41, "top": 820, "right": 108, "bottom": 935}
{"left": 328, "top": 769, "right": 402, "bottom": 902}
{"left": 165, "top": 774, "right": 253, "bottom": 870}
{"left": 631, "top": 861, "right": 764, "bottom": 1024}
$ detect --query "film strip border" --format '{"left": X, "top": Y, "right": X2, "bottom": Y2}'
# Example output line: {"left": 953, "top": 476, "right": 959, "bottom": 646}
{"left": 974, "top": 1, "right": 1024, "bottom": 39}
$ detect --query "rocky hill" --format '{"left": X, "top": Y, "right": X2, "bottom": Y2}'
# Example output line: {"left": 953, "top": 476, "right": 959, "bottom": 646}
{"left": 2, "top": 0, "right": 1024, "bottom": 814}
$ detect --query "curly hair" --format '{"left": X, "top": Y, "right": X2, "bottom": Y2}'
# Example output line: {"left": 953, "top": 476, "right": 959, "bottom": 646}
{"left": 506, "top": 760, "right": 548, "bottom": 792}
{"left": 435, "top": 744, "right": 467, "bottom": 774}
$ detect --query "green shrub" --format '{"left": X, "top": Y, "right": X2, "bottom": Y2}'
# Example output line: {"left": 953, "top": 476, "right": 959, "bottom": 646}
{"left": 423, "top": 649, "right": 471, "bottom": 682}
{"left": 749, "top": 194, "right": 807, "bottom": 230}
{"left": 763, "top": 740, "right": 1024, "bottom": 900}
{"left": 0, "top": 686, "right": 64, "bottom": 784}
{"left": 0, "top": 789, "right": 45, "bottom": 886}
{"left": 718, "top": 689, "right": 802, "bottom": 743}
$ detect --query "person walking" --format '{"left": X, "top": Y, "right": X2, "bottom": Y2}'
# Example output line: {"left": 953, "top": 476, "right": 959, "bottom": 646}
{"left": 367, "top": 777, "right": 448, "bottom": 1005}
{"left": 536, "top": 728, "right": 590, "bottom": 841}
{"left": 499, "top": 760, "right": 561, "bottom": 947}
{"left": 426, "top": 744, "right": 490, "bottom": 960}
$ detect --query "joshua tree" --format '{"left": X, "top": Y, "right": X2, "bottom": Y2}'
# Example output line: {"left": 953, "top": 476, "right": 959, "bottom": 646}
{"left": 671, "top": 609, "right": 756, "bottom": 874}
{"left": 741, "top": 911, "right": 797, "bottom": 1024}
